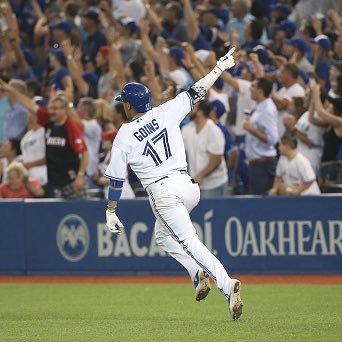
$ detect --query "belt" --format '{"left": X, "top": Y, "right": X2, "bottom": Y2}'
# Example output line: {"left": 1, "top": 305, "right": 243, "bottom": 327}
{"left": 154, "top": 170, "right": 188, "bottom": 183}
{"left": 249, "top": 156, "right": 276, "bottom": 165}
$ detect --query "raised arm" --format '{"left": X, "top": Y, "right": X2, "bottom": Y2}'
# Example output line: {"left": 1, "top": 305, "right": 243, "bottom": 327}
{"left": 182, "top": 0, "right": 200, "bottom": 42}
{"left": 61, "top": 40, "right": 86, "bottom": 96}
{"left": 0, "top": 79, "right": 38, "bottom": 114}
{"left": 191, "top": 47, "right": 235, "bottom": 96}
{"left": 311, "top": 81, "right": 342, "bottom": 127}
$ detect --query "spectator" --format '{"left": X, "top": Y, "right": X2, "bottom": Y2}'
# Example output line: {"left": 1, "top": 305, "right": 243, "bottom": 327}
{"left": 310, "top": 34, "right": 332, "bottom": 90}
{"left": 243, "top": 19, "right": 263, "bottom": 49}
{"left": 284, "top": 96, "right": 325, "bottom": 177}
{"left": 272, "top": 63, "right": 306, "bottom": 137}
{"left": 0, "top": 162, "right": 45, "bottom": 198}
{"left": 182, "top": 100, "right": 228, "bottom": 198}
{"left": 70, "top": 97, "right": 102, "bottom": 190}
{"left": 0, "top": 138, "right": 22, "bottom": 183}
{"left": 47, "top": 48, "right": 74, "bottom": 97}
{"left": 20, "top": 111, "right": 48, "bottom": 185}
{"left": 268, "top": 132, "right": 321, "bottom": 196}
{"left": 0, "top": 80, "right": 89, "bottom": 199}
{"left": 94, "top": 98, "right": 113, "bottom": 129}
{"left": 272, "top": 20, "right": 297, "bottom": 56}
{"left": 208, "top": 77, "right": 230, "bottom": 122}
{"left": 112, "top": 0, "right": 146, "bottom": 23}
{"left": 95, "top": 45, "right": 112, "bottom": 99}
{"left": 210, "top": 99, "right": 239, "bottom": 193}
{"left": 81, "top": 7, "right": 107, "bottom": 62}
{"left": 284, "top": 37, "right": 314, "bottom": 73}
{"left": 221, "top": 60, "right": 256, "bottom": 141}
{"left": 270, "top": 3, "right": 292, "bottom": 25}
{"left": 224, "top": 0, "right": 254, "bottom": 46}
{"left": 2, "top": 79, "right": 29, "bottom": 142}
{"left": 310, "top": 81, "right": 342, "bottom": 185}
{"left": 50, "top": 20, "right": 74, "bottom": 46}
{"left": 160, "top": 1, "right": 189, "bottom": 42}
{"left": 0, "top": 85, "right": 10, "bottom": 144}
{"left": 243, "top": 77, "right": 278, "bottom": 195}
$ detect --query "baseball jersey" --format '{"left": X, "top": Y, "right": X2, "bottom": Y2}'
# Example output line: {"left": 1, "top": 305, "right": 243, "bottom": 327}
{"left": 104, "top": 92, "right": 192, "bottom": 188}
{"left": 276, "top": 152, "right": 321, "bottom": 195}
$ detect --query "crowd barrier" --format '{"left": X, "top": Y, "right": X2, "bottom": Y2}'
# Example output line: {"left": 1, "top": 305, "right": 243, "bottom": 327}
{"left": 0, "top": 196, "right": 341, "bottom": 275}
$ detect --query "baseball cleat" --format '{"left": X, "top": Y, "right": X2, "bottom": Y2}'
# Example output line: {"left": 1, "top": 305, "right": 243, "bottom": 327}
{"left": 194, "top": 270, "right": 211, "bottom": 301}
{"left": 228, "top": 279, "right": 243, "bottom": 320}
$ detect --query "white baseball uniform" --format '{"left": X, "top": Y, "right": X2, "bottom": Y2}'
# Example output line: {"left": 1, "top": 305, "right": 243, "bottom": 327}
{"left": 105, "top": 91, "right": 234, "bottom": 300}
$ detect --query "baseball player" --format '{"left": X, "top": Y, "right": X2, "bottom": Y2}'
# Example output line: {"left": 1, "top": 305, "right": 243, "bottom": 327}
{"left": 105, "top": 47, "right": 243, "bottom": 320}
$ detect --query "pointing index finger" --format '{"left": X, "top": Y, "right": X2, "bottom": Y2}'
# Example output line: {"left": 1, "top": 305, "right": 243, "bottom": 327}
{"left": 226, "top": 47, "right": 236, "bottom": 57}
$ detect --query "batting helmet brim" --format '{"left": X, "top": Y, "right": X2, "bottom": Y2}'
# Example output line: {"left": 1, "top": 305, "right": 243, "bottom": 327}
{"left": 114, "top": 94, "right": 123, "bottom": 102}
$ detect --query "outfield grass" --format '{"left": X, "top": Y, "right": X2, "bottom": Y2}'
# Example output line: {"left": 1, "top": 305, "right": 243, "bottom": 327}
{"left": 0, "top": 283, "right": 341, "bottom": 341}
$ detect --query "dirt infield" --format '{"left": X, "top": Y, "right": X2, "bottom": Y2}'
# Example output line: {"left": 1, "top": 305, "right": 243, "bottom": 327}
{"left": 0, "top": 275, "right": 341, "bottom": 284}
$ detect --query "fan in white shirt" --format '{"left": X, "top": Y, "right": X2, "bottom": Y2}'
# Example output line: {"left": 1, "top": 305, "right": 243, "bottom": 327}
{"left": 182, "top": 100, "right": 228, "bottom": 197}
{"left": 272, "top": 63, "right": 305, "bottom": 137}
{"left": 269, "top": 132, "right": 321, "bottom": 196}
{"left": 20, "top": 116, "right": 47, "bottom": 185}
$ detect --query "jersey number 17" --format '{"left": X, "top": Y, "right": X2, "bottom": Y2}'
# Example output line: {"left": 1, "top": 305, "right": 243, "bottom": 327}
{"left": 142, "top": 128, "right": 172, "bottom": 166}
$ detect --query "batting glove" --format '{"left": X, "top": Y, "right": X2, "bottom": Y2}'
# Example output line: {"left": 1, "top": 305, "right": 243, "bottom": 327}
{"left": 106, "top": 209, "right": 124, "bottom": 234}
{"left": 216, "top": 47, "right": 236, "bottom": 72}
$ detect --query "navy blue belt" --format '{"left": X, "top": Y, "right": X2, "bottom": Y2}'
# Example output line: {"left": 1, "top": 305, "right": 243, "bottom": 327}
{"left": 155, "top": 170, "right": 188, "bottom": 183}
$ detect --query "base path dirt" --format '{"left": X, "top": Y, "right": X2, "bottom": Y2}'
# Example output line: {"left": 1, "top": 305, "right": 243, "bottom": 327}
{"left": 0, "top": 275, "right": 341, "bottom": 284}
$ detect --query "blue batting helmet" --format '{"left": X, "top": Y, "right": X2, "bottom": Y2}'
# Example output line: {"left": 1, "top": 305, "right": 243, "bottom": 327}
{"left": 115, "top": 82, "right": 152, "bottom": 113}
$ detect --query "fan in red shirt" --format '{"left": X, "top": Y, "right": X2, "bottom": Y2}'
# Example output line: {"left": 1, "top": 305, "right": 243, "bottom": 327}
{"left": 0, "top": 162, "right": 44, "bottom": 199}
{"left": 0, "top": 80, "right": 89, "bottom": 199}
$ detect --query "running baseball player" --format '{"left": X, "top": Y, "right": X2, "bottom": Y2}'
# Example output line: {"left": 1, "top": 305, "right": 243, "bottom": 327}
{"left": 105, "top": 47, "right": 243, "bottom": 320}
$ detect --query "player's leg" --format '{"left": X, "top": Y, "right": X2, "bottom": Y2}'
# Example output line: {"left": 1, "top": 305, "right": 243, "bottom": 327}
{"left": 154, "top": 220, "right": 211, "bottom": 301}
{"left": 148, "top": 175, "right": 242, "bottom": 318}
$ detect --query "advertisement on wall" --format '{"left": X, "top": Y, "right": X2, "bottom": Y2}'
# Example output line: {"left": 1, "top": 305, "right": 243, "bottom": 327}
{"left": 0, "top": 196, "right": 341, "bottom": 274}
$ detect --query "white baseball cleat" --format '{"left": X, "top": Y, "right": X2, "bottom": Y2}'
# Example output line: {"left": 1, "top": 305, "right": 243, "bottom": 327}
{"left": 228, "top": 279, "right": 243, "bottom": 320}
{"left": 194, "top": 270, "right": 211, "bottom": 301}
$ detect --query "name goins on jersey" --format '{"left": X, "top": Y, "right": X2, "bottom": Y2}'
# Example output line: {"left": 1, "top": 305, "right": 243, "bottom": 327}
{"left": 133, "top": 119, "right": 159, "bottom": 142}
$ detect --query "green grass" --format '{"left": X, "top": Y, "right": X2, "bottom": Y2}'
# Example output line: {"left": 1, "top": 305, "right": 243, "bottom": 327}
{"left": 0, "top": 283, "right": 341, "bottom": 342}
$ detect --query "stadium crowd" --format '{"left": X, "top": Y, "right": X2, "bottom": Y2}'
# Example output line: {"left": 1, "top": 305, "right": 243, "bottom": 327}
{"left": 0, "top": 0, "right": 341, "bottom": 199}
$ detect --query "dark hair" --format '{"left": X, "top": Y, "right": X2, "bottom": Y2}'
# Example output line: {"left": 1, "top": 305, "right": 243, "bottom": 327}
{"left": 8, "top": 139, "right": 21, "bottom": 156}
{"left": 26, "top": 79, "right": 41, "bottom": 96}
{"left": 64, "top": 1, "right": 80, "bottom": 17}
{"left": 114, "top": 103, "right": 126, "bottom": 118}
{"left": 250, "top": 19, "right": 263, "bottom": 41}
{"left": 197, "top": 100, "right": 212, "bottom": 118}
{"left": 256, "top": 77, "right": 273, "bottom": 98}
{"left": 280, "top": 131, "right": 298, "bottom": 149}
{"left": 283, "top": 63, "right": 300, "bottom": 79}
{"left": 167, "top": 2, "right": 183, "bottom": 19}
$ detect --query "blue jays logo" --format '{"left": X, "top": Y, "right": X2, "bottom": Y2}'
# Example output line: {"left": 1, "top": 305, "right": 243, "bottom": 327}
{"left": 56, "top": 214, "right": 90, "bottom": 262}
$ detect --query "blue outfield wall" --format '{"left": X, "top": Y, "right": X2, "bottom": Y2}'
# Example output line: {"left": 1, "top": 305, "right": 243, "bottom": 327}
{"left": 0, "top": 196, "right": 341, "bottom": 275}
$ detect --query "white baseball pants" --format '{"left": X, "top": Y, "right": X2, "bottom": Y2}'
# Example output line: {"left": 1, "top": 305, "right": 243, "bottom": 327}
{"left": 147, "top": 172, "right": 233, "bottom": 300}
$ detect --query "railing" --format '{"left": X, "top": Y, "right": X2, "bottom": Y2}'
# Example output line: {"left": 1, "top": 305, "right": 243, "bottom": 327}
{"left": 0, "top": 195, "right": 341, "bottom": 275}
